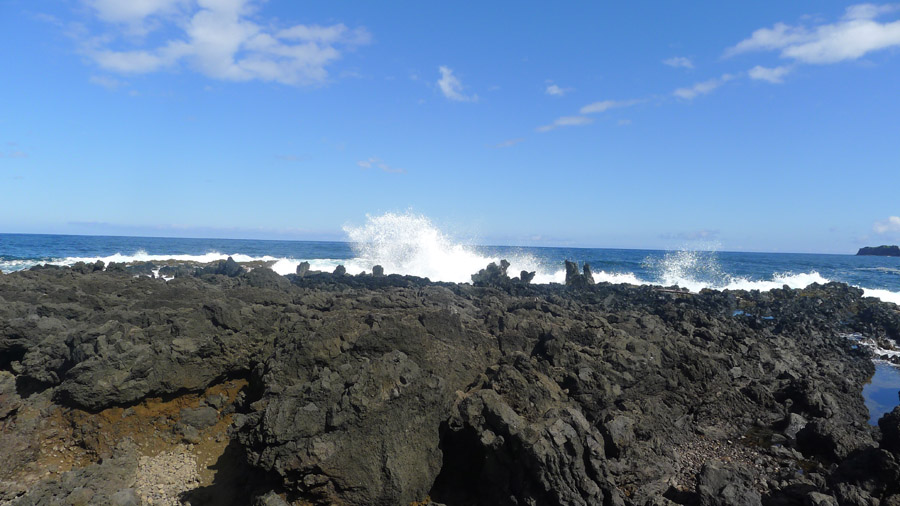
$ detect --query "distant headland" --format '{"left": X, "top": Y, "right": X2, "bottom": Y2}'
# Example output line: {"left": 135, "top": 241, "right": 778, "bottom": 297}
{"left": 857, "top": 245, "right": 900, "bottom": 257}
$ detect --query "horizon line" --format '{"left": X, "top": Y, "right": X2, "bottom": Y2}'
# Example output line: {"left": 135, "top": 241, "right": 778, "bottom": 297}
{"left": 0, "top": 231, "right": 866, "bottom": 257}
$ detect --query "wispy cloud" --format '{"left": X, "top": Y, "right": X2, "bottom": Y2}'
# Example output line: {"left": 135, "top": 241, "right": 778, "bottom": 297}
{"left": 726, "top": 4, "right": 900, "bottom": 64}
{"left": 78, "top": 0, "right": 371, "bottom": 85}
{"left": 545, "top": 84, "right": 573, "bottom": 96}
{"left": 358, "top": 157, "right": 406, "bottom": 174}
{"left": 536, "top": 116, "right": 594, "bottom": 132}
{"left": 437, "top": 66, "right": 477, "bottom": 102}
{"left": 663, "top": 56, "right": 694, "bottom": 69}
{"left": 85, "top": 0, "right": 188, "bottom": 31}
{"left": 874, "top": 216, "right": 900, "bottom": 233}
{"left": 89, "top": 75, "right": 127, "bottom": 90}
{"left": 492, "top": 138, "right": 524, "bottom": 148}
{"left": 673, "top": 73, "right": 736, "bottom": 100}
{"left": 748, "top": 65, "right": 792, "bottom": 83}
{"left": 579, "top": 98, "right": 642, "bottom": 114}
{"left": 276, "top": 154, "right": 306, "bottom": 162}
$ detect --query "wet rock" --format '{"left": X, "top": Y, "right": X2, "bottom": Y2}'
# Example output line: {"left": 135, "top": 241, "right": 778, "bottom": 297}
{"left": 296, "top": 261, "right": 310, "bottom": 277}
{"left": 372, "top": 265, "right": 384, "bottom": 277}
{"left": 197, "top": 256, "right": 244, "bottom": 277}
{"left": 333, "top": 264, "right": 346, "bottom": 275}
{"left": 471, "top": 260, "right": 511, "bottom": 286}
{"left": 520, "top": 270, "right": 535, "bottom": 284}
{"left": 583, "top": 263, "right": 595, "bottom": 284}
{"left": 564, "top": 260, "right": 593, "bottom": 288}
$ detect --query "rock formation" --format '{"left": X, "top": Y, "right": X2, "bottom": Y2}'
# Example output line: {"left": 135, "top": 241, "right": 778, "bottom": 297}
{"left": 857, "top": 245, "right": 900, "bottom": 257}
{"left": 1, "top": 260, "right": 900, "bottom": 505}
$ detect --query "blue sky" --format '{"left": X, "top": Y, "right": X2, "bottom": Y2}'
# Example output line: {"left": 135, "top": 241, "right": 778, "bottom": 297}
{"left": 1, "top": 0, "right": 899, "bottom": 253}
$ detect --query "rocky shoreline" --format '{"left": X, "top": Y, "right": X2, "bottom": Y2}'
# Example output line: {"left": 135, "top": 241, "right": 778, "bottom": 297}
{"left": 2, "top": 259, "right": 900, "bottom": 505}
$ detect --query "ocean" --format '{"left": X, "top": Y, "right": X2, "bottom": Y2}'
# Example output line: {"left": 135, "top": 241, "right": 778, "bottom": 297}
{"left": 2, "top": 212, "right": 900, "bottom": 305}
{"left": 2, "top": 213, "right": 899, "bottom": 422}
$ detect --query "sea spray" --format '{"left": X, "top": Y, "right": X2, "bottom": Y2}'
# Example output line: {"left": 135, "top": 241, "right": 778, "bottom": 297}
{"left": 644, "top": 249, "right": 729, "bottom": 292}
{"left": 342, "top": 211, "right": 560, "bottom": 282}
{"left": 2, "top": 216, "right": 900, "bottom": 304}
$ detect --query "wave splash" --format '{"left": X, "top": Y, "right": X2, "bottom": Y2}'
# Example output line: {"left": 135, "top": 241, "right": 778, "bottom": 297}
{"left": 646, "top": 249, "right": 900, "bottom": 304}
{"left": 2, "top": 212, "right": 899, "bottom": 305}
{"left": 342, "top": 212, "right": 560, "bottom": 283}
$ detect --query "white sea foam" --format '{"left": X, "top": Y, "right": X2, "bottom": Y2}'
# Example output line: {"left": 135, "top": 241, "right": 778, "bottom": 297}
{"left": 54, "top": 250, "right": 282, "bottom": 266}
{"left": 843, "top": 333, "right": 900, "bottom": 361}
{"left": 3, "top": 212, "right": 900, "bottom": 305}
{"left": 342, "top": 211, "right": 559, "bottom": 283}
{"left": 861, "top": 288, "right": 900, "bottom": 305}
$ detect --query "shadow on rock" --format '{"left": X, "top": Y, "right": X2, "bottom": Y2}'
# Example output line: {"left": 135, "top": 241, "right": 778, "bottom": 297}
{"left": 180, "top": 439, "right": 277, "bottom": 506}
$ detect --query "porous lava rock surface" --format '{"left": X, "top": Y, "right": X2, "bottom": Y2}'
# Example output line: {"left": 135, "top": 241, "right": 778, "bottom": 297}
{"left": 1, "top": 263, "right": 900, "bottom": 505}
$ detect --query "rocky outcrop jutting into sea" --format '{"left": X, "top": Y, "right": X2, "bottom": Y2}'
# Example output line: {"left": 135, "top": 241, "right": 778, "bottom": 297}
{"left": 857, "top": 245, "right": 900, "bottom": 257}
{"left": 2, "top": 260, "right": 900, "bottom": 505}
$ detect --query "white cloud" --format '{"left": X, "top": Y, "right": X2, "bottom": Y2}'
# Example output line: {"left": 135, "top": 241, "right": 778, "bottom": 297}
{"left": 748, "top": 65, "right": 792, "bottom": 83}
{"left": 89, "top": 75, "right": 127, "bottom": 90}
{"left": 80, "top": 0, "right": 370, "bottom": 85}
{"left": 86, "top": 0, "right": 187, "bottom": 28}
{"left": 673, "top": 73, "right": 736, "bottom": 100}
{"left": 874, "top": 216, "right": 900, "bottom": 233}
{"left": 545, "top": 84, "right": 573, "bottom": 96}
{"left": 579, "top": 98, "right": 641, "bottom": 114}
{"left": 663, "top": 56, "right": 694, "bottom": 69}
{"left": 437, "top": 66, "right": 477, "bottom": 102}
{"left": 357, "top": 157, "right": 405, "bottom": 174}
{"left": 492, "top": 138, "right": 524, "bottom": 148}
{"left": 536, "top": 116, "right": 594, "bottom": 132}
{"left": 726, "top": 4, "right": 900, "bottom": 64}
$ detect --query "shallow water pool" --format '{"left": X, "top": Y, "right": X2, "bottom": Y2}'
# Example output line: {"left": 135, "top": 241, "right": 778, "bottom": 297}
{"left": 863, "top": 363, "right": 900, "bottom": 425}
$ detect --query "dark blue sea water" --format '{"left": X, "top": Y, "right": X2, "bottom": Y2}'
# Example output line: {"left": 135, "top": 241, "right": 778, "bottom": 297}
{"left": 3, "top": 214, "right": 900, "bottom": 423}
{"left": 865, "top": 364, "right": 900, "bottom": 424}
{"left": 2, "top": 231, "right": 899, "bottom": 304}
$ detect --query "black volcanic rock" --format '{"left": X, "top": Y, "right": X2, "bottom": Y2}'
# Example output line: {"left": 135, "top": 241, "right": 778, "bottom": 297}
{"left": 564, "top": 260, "right": 594, "bottom": 287}
{"left": 198, "top": 256, "right": 245, "bottom": 277}
{"left": 881, "top": 406, "right": 900, "bottom": 453}
{"left": 471, "top": 259, "right": 511, "bottom": 286}
{"left": 857, "top": 245, "right": 900, "bottom": 257}
{"left": 1, "top": 262, "right": 899, "bottom": 505}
